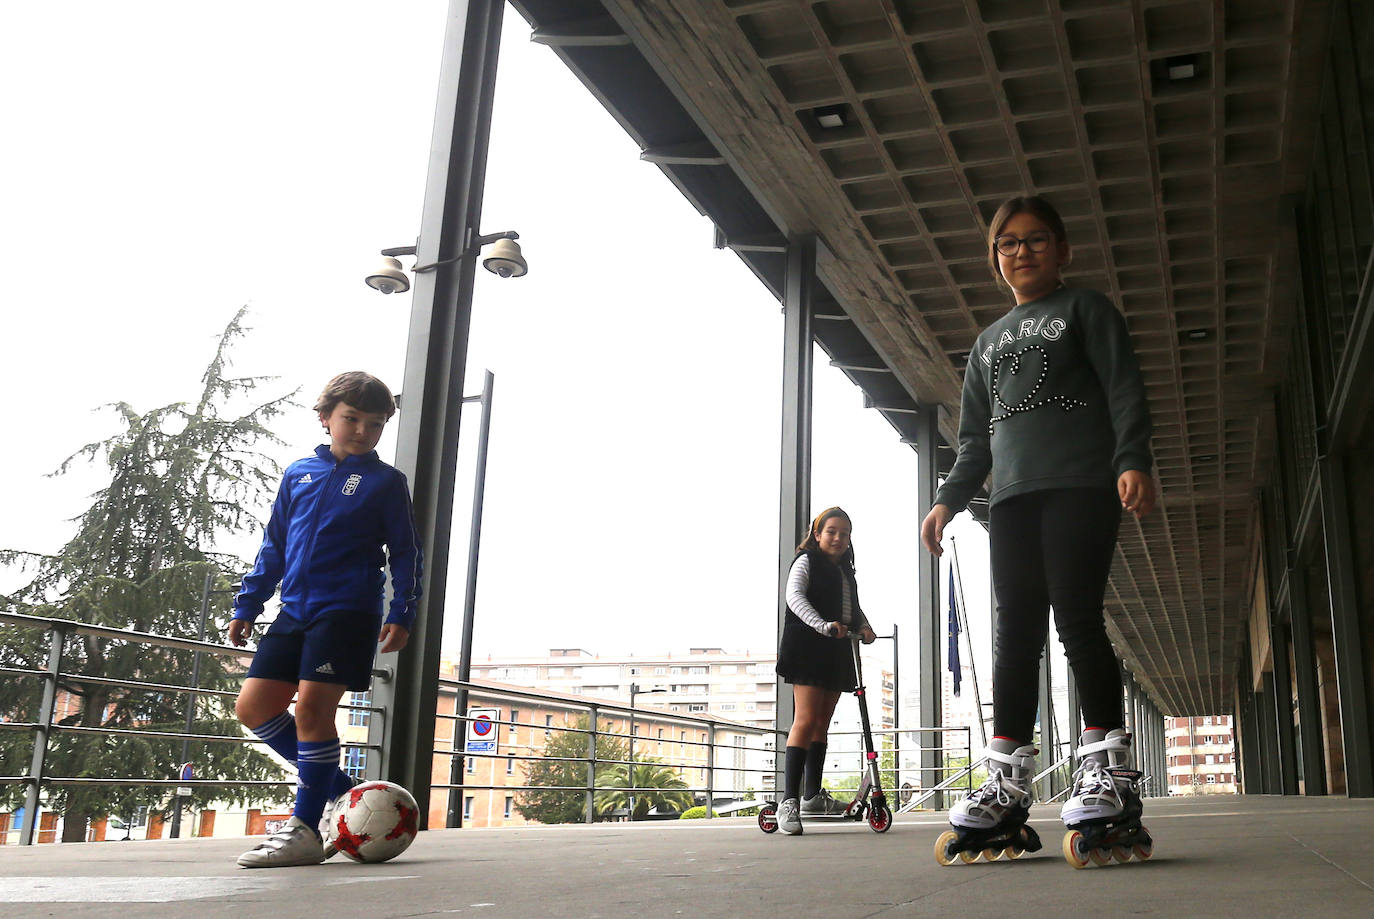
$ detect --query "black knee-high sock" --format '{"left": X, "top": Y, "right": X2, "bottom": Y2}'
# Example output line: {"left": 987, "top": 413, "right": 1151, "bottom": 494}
{"left": 784, "top": 745, "right": 807, "bottom": 801}
{"left": 803, "top": 742, "right": 827, "bottom": 799}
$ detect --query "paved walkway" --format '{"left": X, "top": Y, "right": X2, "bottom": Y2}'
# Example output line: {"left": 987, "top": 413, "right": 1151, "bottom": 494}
{"left": 1, "top": 795, "right": 1372, "bottom": 918}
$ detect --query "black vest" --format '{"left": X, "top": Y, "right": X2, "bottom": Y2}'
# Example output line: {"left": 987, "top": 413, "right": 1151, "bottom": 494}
{"left": 794, "top": 549, "right": 859, "bottom": 623}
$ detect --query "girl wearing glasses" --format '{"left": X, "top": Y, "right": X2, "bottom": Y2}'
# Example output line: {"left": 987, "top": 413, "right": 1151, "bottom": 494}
{"left": 920, "top": 195, "right": 1157, "bottom": 867}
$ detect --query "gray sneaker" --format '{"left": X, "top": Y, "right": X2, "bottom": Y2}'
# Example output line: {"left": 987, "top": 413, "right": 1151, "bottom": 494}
{"left": 778, "top": 797, "right": 803, "bottom": 835}
{"left": 801, "top": 789, "right": 847, "bottom": 815}
{"left": 237, "top": 816, "right": 325, "bottom": 868}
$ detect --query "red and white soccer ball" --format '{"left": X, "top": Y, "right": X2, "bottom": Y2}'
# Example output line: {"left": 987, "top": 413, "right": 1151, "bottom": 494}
{"left": 326, "top": 780, "right": 419, "bottom": 863}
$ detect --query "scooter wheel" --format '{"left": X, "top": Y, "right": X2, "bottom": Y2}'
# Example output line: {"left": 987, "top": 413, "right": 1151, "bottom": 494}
{"left": 934, "top": 829, "right": 961, "bottom": 866}
{"left": 867, "top": 804, "right": 892, "bottom": 833}
{"left": 758, "top": 804, "right": 778, "bottom": 834}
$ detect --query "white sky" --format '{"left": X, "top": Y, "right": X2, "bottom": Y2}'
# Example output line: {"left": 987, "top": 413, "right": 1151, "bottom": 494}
{"left": 0, "top": 2, "right": 1008, "bottom": 720}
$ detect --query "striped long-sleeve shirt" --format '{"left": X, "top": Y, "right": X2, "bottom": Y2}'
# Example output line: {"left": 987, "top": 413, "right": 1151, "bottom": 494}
{"left": 786, "top": 553, "right": 869, "bottom": 635}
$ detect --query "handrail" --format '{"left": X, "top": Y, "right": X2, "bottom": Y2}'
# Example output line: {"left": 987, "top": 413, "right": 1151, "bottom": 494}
{"left": 0, "top": 607, "right": 978, "bottom": 844}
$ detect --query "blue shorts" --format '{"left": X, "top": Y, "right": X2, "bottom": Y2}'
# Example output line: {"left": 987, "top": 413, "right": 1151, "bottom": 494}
{"left": 245, "top": 610, "right": 382, "bottom": 692}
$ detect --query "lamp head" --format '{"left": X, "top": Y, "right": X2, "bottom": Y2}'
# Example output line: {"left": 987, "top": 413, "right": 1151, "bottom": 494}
{"left": 482, "top": 237, "right": 527, "bottom": 279}
{"left": 365, "top": 256, "right": 410, "bottom": 295}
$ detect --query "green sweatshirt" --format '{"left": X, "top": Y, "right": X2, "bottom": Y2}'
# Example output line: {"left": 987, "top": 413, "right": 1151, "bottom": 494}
{"left": 934, "top": 286, "right": 1153, "bottom": 514}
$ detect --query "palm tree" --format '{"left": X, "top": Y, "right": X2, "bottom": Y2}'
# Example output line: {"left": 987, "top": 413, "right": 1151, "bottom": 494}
{"left": 594, "top": 757, "right": 694, "bottom": 821}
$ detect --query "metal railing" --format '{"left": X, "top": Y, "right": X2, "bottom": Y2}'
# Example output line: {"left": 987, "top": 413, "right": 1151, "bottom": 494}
{"left": 2, "top": 609, "right": 980, "bottom": 844}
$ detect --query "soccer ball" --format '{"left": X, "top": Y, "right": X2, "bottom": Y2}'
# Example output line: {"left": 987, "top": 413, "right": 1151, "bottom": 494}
{"left": 326, "top": 780, "right": 419, "bottom": 863}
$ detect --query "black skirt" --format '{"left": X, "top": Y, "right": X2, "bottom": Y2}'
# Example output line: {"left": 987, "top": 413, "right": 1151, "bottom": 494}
{"left": 775, "top": 611, "right": 857, "bottom": 692}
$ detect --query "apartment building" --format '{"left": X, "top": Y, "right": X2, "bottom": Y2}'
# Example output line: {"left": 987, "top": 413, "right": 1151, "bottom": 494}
{"left": 1166, "top": 715, "right": 1237, "bottom": 795}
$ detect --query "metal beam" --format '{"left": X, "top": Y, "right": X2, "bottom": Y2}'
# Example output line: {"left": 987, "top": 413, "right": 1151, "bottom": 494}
{"left": 1318, "top": 454, "right": 1374, "bottom": 797}
{"left": 369, "top": 0, "right": 505, "bottom": 827}
{"left": 774, "top": 235, "right": 816, "bottom": 794}
{"left": 915, "top": 405, "right": 942, "bottom": 806}
{"left": 1257, "top": 672, "right": 1281, "bottom": 794}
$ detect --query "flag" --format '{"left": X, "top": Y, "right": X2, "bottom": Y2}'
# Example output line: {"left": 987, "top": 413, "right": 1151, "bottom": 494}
{"left": 948, "top": 566, "right": 961, "bottom": 696}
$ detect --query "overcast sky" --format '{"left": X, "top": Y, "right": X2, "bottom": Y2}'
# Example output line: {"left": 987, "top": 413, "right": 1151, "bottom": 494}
{"left": 0, "top": 3, "right": 1006, "bottom": 713}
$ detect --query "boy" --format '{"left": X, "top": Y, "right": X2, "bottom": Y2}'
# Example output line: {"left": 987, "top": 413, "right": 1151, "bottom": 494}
{"left": 228, "top": 371, "right": 422, "bottom": 868}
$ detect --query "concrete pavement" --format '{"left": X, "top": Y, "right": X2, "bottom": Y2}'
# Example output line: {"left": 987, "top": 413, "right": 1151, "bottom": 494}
{"left": 1, "top": 795, "right": 1372, "bottom": 918}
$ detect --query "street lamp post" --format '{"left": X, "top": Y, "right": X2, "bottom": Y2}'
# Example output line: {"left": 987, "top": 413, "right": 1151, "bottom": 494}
{"left": 627, "top": 683, "right": 666, "bottom": 820}
{"left": 169, "top": 573, "right": 237, "bottom": 839}
{"left": 446, "top": 369, "right": 496, "bottom": 829}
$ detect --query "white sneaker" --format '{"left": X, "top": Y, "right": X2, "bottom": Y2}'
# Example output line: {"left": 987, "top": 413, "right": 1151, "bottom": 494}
{"left": 801, "top": 789, "right": 846, "bottom": 815}
{"left": 778, "top": 798, "right": 803, "bottom": 835}
{"left": 237, "top": 816, "right": 325, "bottom": 868}
{"left": 319, "top": 777, "right": 363, "bottom": 860}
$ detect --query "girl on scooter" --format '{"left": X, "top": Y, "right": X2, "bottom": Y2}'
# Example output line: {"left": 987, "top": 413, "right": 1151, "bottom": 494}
{"left": 774, "top": 506, "right": 877, "bottom": 835}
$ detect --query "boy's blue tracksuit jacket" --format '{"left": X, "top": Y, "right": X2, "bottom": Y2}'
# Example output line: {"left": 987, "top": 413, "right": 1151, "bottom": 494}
{"left": 232, "top": 445, "right": 423, "bottom": 631}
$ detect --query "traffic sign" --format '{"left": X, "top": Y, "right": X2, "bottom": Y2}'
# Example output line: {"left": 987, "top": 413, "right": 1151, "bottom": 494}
{"left": 465, "top": 707, "right": 500, "bottom": 754}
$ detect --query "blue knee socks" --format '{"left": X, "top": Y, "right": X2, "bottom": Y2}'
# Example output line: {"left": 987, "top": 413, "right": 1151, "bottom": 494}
{"left": 295, "top": 738, "right": 342, "bottom": 831}
{"left": 251, "top": 713, "right": 355, "bottom": 804}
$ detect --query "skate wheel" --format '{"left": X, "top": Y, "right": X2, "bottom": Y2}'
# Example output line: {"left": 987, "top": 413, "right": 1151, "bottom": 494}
{"left": 1004, "top": 845, "right": 1023, "bottom": 859}
{"left": 959, "top": 849, "right": 979, "bottom": 864}
{"left": 1062, "top": 830, "right": 1090, "bottom": 869}
{"left": 867, "top": 804, "right": 892, "bottom": 833}
{"left": 934, "top": 830, "right": 961, "bottom": 866}
{"left": 1089, "top": 848, "right": 1112, "bottom": 866}
{"left": 758, "top": 805, "right": 778, "bottom": 834}
{"left": 982, "top": 847, "right": 1002, "bottom": 861}
{"left": 1133, "top": 827, "right": 1154, "bottom": 860}
{"left": 1112, "top": 846, "right": 1132, "bottom": 863}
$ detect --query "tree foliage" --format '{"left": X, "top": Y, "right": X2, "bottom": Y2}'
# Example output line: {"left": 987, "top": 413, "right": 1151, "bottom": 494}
{"left": 593, "top": 757, "right": 694, "bottom": 820}
{"left": 514, "top": 715, "right": 628, "bottom": 825}
{"left": 0, "top": 309, "right": 297, "bottom": 840}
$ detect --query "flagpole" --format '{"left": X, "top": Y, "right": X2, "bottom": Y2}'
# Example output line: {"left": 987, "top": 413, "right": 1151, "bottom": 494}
{"left": 950, "top": 537, "right": 988, "bottom": 750}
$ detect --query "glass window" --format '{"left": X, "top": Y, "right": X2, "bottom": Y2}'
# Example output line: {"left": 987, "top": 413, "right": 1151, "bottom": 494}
{"left": 506, "top": 757, "right": 514, "bottom": 775}
{"left": 509, "top": 709, "right": 519, "bottom": 743}
{"left": 504, "top": 796, "right": 513, "bottom": 818}
{"left": 343, "top": 747, "right": 367, "bottom": 779}
{"left": 466, "top": 755, "right": 476, "bottom": 774}
{"left": 463, "top": 796, "right": 474, "bottom": 819}
{"left": 347, "top": 691, "right": 371, "bottom": 727}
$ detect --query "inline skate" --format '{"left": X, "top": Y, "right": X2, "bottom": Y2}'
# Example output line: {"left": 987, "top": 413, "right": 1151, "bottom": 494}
{"left": 1060, "top": 728, "right": 1153, "bottom": 868}
{"left": 934, "top": 742, "right": 1042, "bottom": 865}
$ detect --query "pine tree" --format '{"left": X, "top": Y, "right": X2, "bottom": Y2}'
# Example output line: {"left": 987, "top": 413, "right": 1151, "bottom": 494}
{"left": 0, "top": 308, "right": 297, "bottom": 841}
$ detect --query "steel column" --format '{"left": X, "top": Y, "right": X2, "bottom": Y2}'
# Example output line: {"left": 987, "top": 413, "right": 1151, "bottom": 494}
{"left": 1269, "top": 622, "right": 1299, "bottom": 795}
{"left": 447, "top": 370, "right": 496, "bottom": 827}
{"left": 368, "top": 0, "right": 505, "bottom": 826}
{"left": 1258, "top": 673, "right": 1282, "bottom": 794}
{"left": 1038, "top": 648, "right": 1055, "bottom": 794}
{"left": 1287, "top": 563, "right": 1327, "bottom": 794}
{"left": 1066, "top": 668, "right": 1080, "bottom": 767}
{"left": 774, "top": 235, "right": 816, "bottom": 794}
{"left": 20, "top": 625, "right": 65, "bottom": 846}
{"left": 1237, "top": 669, "right": 1262, "bottom": 794}
{"left": 1317, "top": 454, "right": 1374, "bottom": 797}
{"left": 915, "top": 405, "right": 943, "bottom": 806}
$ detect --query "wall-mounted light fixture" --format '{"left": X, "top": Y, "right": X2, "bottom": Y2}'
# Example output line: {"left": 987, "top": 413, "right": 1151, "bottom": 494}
{"left": 366, "top": 230, "right": 527, "bottom": 294}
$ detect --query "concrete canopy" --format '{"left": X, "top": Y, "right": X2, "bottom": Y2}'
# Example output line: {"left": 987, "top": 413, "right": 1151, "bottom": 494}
{"left": 507, "top": 0, "right": 1333, "bottom": 716}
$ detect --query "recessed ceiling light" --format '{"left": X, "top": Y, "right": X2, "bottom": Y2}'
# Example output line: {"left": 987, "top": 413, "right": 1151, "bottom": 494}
{"left": 813, "top": 104, "right": 847, "bottom": 129}
{"left": 1166, "top": 54, "right": 1197, "bottom": 80}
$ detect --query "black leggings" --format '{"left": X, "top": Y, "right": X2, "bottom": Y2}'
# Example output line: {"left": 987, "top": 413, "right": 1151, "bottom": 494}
{"left": 988, "top": 488, "right": 1123, "bottom": 744}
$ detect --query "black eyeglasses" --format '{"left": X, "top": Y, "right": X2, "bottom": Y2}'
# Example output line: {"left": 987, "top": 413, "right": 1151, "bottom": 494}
{"left": 993, "top": 231, "right": 1053, "bottom": 257}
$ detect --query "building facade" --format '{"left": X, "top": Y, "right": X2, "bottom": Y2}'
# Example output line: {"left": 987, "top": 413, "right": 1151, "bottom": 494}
{"left": 1166, "top": 715, "right": 1238, "bottom": 795}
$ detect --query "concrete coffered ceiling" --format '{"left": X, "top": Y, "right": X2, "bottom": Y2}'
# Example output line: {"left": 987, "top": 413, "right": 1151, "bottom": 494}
{"left": 508, "top": 0, "right": 1333, "bottom": 715}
